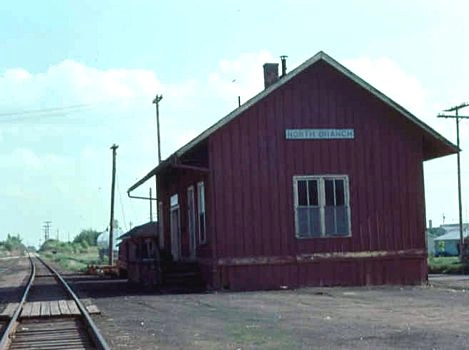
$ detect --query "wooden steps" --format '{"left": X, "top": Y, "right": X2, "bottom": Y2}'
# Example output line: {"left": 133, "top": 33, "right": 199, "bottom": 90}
{"left": 161, "top": 261, "right": 205, "bottom": 291}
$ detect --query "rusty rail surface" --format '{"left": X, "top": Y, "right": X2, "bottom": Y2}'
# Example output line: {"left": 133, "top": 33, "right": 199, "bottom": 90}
{"left": 0, "top": 254, "right": 111, "bottom": 350}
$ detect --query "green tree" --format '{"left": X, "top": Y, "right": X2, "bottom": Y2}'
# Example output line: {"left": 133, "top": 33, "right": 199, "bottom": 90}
{"left": 1, "top": 234, "right": 25, "bottom": 253}
{"left": 73, "top": 229, "right": 100, "bottom": 246}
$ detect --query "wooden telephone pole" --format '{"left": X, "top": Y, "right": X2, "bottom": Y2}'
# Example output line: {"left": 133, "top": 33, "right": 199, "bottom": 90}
{"left": 152, "top": 94, "right": 163, "bottom": 164}
{"left": 109, "top": 144, "right": 119, "bottom": 265}
{"left": 438, "top": 102, "right": 469, "bottom": 259}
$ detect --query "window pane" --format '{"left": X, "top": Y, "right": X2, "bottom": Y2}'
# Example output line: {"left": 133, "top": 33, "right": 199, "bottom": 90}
{"left": 198, "top": 183, "right": 205, "bottom": 212}
{"left": 335, "top": 180, "right": 345, "bottom": 206}
{"left": 199, "top": 213, "right": 206, "bottom": 241}
{"left": 335, "top": 206, "right": 349, "bottom": 235}
{"left": 170, "top": 194, "right": 178, "bottom": 207}
{"left": 297, "top": 207, "right": 321, "bottom": 237}
{"left": 310, "top": 207, "right": 321, "bottom": 236}
{"left": 325, "top": 179, "right": 335, "bottom": 206}
{"left": 324, "top": 206, "right": 336, "bottom": 235}
{"left": 325, "top": 206, "right": 349, "bottom": 236}
{"left": 297, "top": 180, "right": 308, "bottom": 206}
{"left": 308, "top": 180, "right": 318, "bottom": 206}
{"left": 297, "top": 207, "right": 310, "bottom": 237}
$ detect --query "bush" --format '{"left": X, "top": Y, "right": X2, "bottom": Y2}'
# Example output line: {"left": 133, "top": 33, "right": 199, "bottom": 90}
{"left": 428, "top": 256, "right": 466, "bottom": 274}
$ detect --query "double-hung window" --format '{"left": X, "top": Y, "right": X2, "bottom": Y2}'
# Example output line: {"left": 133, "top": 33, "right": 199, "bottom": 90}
{"left": 197, "top": 181, "right": 207, "bottom": 244}
{"left": 294, "top": 175, "right": 350, "bottom": 238}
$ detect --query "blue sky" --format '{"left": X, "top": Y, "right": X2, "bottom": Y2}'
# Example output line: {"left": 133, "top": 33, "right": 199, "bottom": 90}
{"left": 1, "top": 0, "right": 468, "bottom": 246}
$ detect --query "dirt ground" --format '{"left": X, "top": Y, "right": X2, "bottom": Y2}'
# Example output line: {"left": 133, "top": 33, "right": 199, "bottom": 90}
{"left": 2, "top": 258, "right": 469, "bottom": 349}
{"left": 0, "top": 256, "right": 30, "bottom": 304}
{"left": 72, "top": 275, "right": 469, "bottom": 350}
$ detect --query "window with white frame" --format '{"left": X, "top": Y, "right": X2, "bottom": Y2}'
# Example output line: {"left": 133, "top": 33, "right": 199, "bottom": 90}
{"left": 158, "top": 201, "right": 164, "bottom": 249}
{"left": 293, "top": 175, "right": 350, "bottom": 238}
{"left": 197, "top": 181, "right": 206, "bottom": 244}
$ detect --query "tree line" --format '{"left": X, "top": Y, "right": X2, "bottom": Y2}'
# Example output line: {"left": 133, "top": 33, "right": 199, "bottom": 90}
{"left": 0, "top": 229, "right": 101, "bottom": 256}
{"left": 39, "top": 229, "right": 101, "bottom": 254}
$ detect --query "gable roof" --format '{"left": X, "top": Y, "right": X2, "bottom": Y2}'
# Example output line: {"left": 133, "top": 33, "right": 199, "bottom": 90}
{"left": 434, "top": 229, "right": 469, "bottom": 241}
{"left": 128, "top": 51, "right": 457, "bottom": 193}
{"left": 118, "top": 221, "right": 158, "bottom": 241}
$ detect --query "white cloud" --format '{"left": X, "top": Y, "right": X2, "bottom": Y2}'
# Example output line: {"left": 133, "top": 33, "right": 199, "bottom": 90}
{"left": 207, "top": 50, "right": 276, "bottom": 104}
{"left": 0, "top": 148, "right": 42, "bottom": 169}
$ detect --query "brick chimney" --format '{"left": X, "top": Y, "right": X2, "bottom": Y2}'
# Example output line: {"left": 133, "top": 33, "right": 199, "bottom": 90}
{"left": 263, "top": 63, "right": 279, "bottom": 89}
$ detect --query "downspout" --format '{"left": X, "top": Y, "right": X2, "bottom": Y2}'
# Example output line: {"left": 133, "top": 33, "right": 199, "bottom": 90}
{"left": 127, "top": 189, "right": 157, "bottom": 201}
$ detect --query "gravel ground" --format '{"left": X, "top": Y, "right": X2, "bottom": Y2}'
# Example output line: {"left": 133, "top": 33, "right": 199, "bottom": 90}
{"left": 2, "top": 258, "right": 469, "bottom": 350}
{"left": 71, "top": 275, "right": 469, "bottom": 350}
{"left": 0, "top": 256, "right": 30, "bottom": 305}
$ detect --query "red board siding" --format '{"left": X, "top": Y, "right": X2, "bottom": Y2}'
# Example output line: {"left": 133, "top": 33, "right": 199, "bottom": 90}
{"left": 207, "top": 61, "right": 427, "bottom": 289}
{"left": 218, "top": 257, "right": 425, "bottom": 291}
{"left": 157, "top": 167, "right": 212, "bottom": 261}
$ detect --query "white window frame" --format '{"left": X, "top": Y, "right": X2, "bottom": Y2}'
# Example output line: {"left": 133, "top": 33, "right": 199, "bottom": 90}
{"left": 170, "top": 193, "right": 181, "bottom": 261}
{"left": 293, "top": 175, "right": 351, "bottom": 238}
{"left": 187, "top": 185, "right": 197, "bottom": 259}
{"left": 197, "top": 181, "right": 207, "bottom": 244}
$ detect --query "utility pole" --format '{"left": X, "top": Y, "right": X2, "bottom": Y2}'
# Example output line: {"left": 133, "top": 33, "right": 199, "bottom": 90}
{"left": 149, "top": 187, "right": 153, "bottom": 222}
{"left": 438, "top": 102, "right": 469, "bottom": 259}
{"left": 43, "top": 221, "right": 52, "bottom": 242}
{"left": 152, "top": 94, "right": 163, "bottom": 163}
{"left": 109, "top": 144, "right": 118, "bottom": 265}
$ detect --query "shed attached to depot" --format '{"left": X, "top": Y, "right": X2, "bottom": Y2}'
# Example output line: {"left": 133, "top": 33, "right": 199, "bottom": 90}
{"left": 129, "top": 51, "right": 457, "bottom": 291}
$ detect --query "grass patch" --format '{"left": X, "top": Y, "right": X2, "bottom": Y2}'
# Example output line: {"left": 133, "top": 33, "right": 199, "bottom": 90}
{"left": 40, "top": 247, "right": 101, "bottom": 272}
{"left": 228, "top": 323, "right": 293, "bottom": 349}
{"left": 428, "top": 256, "right": 466, "bottom": 274}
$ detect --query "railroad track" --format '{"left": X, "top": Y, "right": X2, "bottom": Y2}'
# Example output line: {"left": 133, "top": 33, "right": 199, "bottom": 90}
{"left": 0, "top": 254, "right": 110, "bottom": 350}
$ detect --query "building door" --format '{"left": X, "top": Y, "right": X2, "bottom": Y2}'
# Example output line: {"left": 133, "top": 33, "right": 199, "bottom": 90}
{"left": 187, "top": 186, "right": 196, "bottom": 260}
{"left": 170, "top": 194, "right": 181, "bottom": 261}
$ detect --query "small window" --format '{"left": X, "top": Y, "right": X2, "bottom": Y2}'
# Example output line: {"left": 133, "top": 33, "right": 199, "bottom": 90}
{"left": 294, "top": 175, "right": 350, "bottom": 238}
{"left": 158, "top": 201, "right": 164, "bottom": 249}
{"left": 197, "top": 181, "right": 207, "bottom": 244}
{"left": 170, "top": 194, "right": 179, "bottom": 207}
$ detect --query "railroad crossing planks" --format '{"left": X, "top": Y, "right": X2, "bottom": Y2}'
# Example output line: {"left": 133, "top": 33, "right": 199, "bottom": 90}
{"left": 0, "top": 302, "right": 19, "bottom": 318}
{"left": 50, "top": 300, "right": 61, "bottom": 316}
{"left": 2, "top": 299, "right": 100, "bottom": 319}
{"left": 20, "top": 300, "right": 81, "bottom": 318}
{"left": 86, "top": 304, "right": 101, "bottom": 315}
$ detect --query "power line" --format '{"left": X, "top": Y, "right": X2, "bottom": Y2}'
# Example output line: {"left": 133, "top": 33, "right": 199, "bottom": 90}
{"left": 0, "top": 103, "right": 94, "bottom": 117}
{"left": 437, "top": 102, "right": 469, "bottom": 260}
{"left": 0, "top": 96, "right": 151, "bottom": 123}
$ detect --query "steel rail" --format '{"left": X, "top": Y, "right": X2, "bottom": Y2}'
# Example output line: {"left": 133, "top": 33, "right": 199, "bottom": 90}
{"left": 0, "top": 254, "right": 111, "bottom": 350}
{"left": 0, "top": 253, "right": 35, "bottom": 350}
{"left": 35, "top": 255, "right": 111, "bottom": 350}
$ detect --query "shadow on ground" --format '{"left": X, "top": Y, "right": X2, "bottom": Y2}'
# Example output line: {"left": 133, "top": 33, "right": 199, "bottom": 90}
{"left": 65, "top": 274, "right": 208, "bottom": 299}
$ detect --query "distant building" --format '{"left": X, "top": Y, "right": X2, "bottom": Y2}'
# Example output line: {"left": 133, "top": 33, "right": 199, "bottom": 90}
{"left": 434, "top": 225, "right": 469, "bottom": 257}
{"left": 97, "top": 228, "right": 122, "bottom": 262}
{"left": 117, "top": 222, "right": 159, "bottom": 284}
{"left": 129, "top": 51, "right": 457, "bottom": 290}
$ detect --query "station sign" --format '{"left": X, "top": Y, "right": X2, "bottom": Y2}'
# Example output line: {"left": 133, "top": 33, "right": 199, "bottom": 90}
{"left": 285, "top": 128, "right": 355, "bottom": 140}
